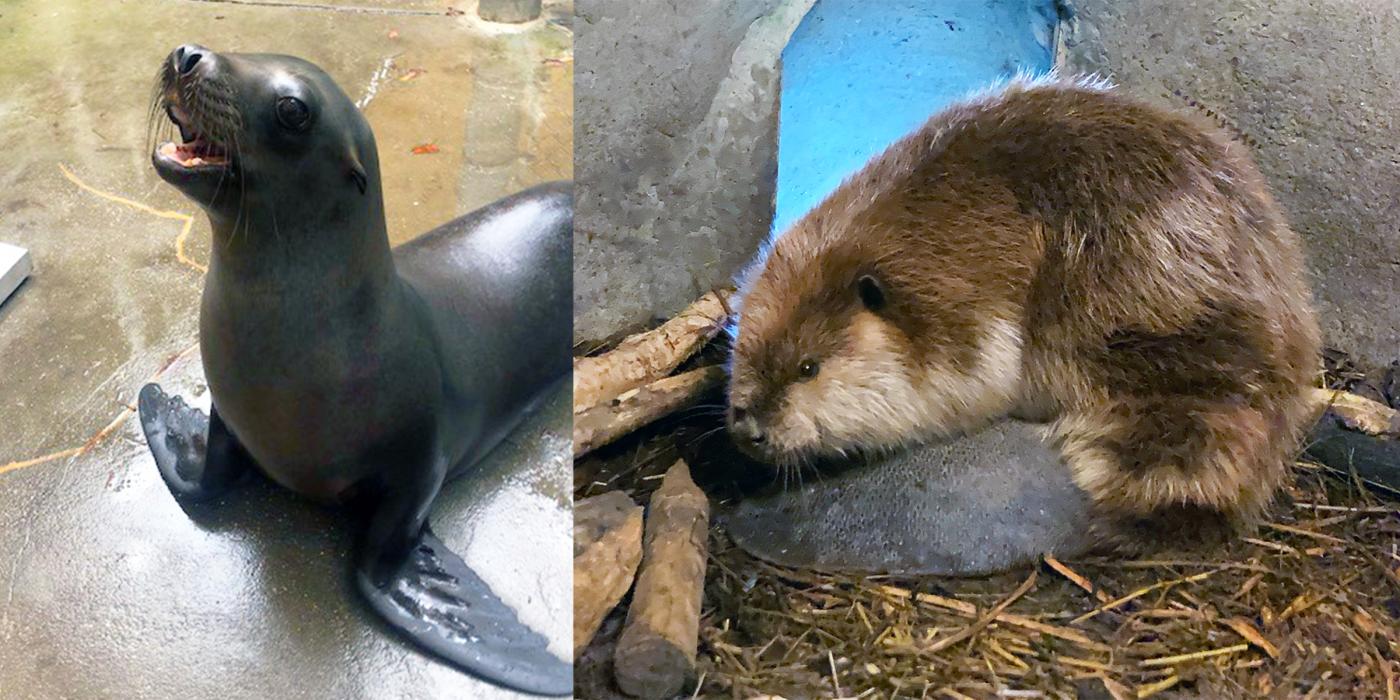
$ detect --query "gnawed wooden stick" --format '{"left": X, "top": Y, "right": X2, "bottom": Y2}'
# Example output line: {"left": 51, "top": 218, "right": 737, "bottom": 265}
{"left": 1309, "top": 387, "right": 1400, "bottom": 436}
{"left": 573, "top": 365, "right": 726, "bottom": 458}
{"left": 613, "top": 460, "right": 710, "bottom": 699}
{"left": 1301, "top": 387, "right": 1400, "bottom": 492}
{"left": 1304, "top": 409, "right": 1400, "bottom": 493}
{"left": 573, "top": 288, "right": 733, "bottom": 413}
{"left": 573, "top": 491, "right": 644, "bottom": 657}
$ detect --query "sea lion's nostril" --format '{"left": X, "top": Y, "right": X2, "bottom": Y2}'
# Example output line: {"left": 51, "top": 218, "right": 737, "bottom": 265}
{"left": 179, "top": 51, "right": 203, "bottom": 75}
{"left": 170, "top": 45, "right": 208, "bottom": 76}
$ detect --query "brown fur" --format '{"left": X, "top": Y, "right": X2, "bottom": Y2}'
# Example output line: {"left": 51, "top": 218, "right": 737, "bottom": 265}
{"left": 728, "top": 76, "right": 1320, "bottom": 531}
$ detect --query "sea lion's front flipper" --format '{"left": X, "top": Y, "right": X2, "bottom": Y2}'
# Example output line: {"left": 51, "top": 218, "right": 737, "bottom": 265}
{"left": 723, "top": 420, "right": 1097, "bottom": 575}
{"left": 137, "top": 383, "right": 255, "bottom": 501}
{"left": 356, "top": 526, "right": 571, "bottom": 696}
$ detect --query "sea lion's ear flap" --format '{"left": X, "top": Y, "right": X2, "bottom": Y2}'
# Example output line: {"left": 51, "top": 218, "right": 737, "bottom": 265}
{"left": 857, "top": 274, "right": 887, "bottom": 312}
{"left": 348, "top": 153, "right": 368, "bottom": 195}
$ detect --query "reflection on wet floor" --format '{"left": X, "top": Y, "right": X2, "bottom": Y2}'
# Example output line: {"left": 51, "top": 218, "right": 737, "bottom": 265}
{"left": 0, "top": 1, "right": 572, "bottom": 697}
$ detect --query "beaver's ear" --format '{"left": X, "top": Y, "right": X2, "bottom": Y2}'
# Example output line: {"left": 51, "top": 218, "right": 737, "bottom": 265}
{"left": 348, "top": 152, "right": 367, "bottom": 194}
{"left": 857, "top": 274, "right": 886, "bottom": 312}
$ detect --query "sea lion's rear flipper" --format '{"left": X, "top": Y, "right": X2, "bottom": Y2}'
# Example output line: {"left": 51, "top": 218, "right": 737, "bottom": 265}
{"left": 137, "top": 383, "right": 254, "bottom": 501}
{"left": 356, "top": 527, "right": 571, "bottom": 696}
{"left": 723, "top": 420, "right": 1097, "bottom": 575}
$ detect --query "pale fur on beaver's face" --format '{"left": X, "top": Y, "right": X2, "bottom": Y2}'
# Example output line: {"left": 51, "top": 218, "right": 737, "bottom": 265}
{"left": 727, "top": 231, "right": 1025, "bottom": 464}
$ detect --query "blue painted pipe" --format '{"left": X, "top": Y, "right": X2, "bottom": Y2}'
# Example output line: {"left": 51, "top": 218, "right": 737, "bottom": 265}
{"left": 774, "top": 0, "right": 1062, "bottom": 235}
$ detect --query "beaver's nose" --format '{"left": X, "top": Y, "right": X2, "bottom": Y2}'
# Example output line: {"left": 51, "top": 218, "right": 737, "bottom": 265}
{"left": 730, "top": 407, "right": 765, "bottom": 445}
{"left": 170, "top": 44, "right": 208, "bottom": 76}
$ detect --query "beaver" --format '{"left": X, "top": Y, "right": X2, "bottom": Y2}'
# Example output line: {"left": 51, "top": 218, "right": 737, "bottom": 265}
{"left": 726, "top": 75, "right": 1320, "bottom": 536}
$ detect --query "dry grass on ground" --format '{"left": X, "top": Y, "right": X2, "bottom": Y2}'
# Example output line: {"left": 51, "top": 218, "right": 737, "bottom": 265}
{"left": 575, "top": 352, "right": 1399, "bottom": 699}
{"left": 697, "top": 462, "right": 1399, "bottom": 699}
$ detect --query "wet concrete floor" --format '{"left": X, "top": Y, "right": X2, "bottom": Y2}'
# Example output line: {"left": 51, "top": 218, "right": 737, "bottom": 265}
{"left": 0, "top": 1, "right": 573, "bottom": 697}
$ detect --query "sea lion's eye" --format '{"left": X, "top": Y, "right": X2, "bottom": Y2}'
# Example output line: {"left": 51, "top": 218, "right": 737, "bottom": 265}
{"left": 798, "top": 359, "right": 820, "bottom": 380}
{"left": 276, "top": 96, "right": 312, "bottom": 131}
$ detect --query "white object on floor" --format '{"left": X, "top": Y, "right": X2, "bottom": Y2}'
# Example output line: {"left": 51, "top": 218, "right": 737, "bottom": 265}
{"left": 0, "top": 242, "right": 33, "bottom": 307}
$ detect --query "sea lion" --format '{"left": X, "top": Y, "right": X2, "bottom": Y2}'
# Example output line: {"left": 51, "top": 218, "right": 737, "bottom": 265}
{"left": 138, "top": 44, "right": 571, "bottom": 695}
{"left": 727, "top": 75, "right": 1321, "bottom": 545}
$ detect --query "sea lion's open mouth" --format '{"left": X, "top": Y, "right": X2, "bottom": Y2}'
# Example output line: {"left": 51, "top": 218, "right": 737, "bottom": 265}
{"left": 157, "top": 104, "right": 231, "bottom": 171}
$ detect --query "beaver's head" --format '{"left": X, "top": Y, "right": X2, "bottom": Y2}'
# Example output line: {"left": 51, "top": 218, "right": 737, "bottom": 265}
{"left": 726, "top": 207, "right": 1026, "bottom": 466}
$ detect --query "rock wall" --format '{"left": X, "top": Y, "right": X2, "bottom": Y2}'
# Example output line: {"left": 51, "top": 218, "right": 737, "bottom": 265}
{"left": 573, "top": 0, "right": 815, "bottom": 342}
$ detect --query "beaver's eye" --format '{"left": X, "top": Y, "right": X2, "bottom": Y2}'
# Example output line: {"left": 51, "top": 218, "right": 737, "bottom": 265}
{"left": 276, "top": 96, "right": 311, "bottom": 130}
{"left": 798, "top": 359, "right": 820, "bottom": 380}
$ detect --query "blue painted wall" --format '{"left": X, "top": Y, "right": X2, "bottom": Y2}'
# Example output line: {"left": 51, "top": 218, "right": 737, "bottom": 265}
{"left": 774, "top": 0, "right": 1061, "bottom": 235}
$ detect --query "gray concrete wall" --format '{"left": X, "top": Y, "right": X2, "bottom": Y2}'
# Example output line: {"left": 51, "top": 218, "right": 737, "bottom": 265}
{"left": 1061, "top": 0, "right": 1400, "bottom": 369}
{"left": 573, "top": 0, "right": 815, "bottom": 343}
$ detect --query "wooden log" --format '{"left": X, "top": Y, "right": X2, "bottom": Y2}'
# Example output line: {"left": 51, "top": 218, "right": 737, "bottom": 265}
{"left": 573, "top": 289, "right": 732, "bottom": 413}
{"left": 573, "top": 365, "right": 726, "bottom": 458}
{"left": 573, "top": 491, "right": 645, "bottom": 657}
{"left": 613, "top": 460, "right": 710, "bottom": 699}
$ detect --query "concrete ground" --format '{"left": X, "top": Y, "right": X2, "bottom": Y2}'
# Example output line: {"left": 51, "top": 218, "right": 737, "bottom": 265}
{"left": 0, "top": 1, "right": 572, "bottom": 698}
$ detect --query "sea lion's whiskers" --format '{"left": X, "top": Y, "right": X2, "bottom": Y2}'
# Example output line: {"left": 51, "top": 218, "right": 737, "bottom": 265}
{"left": 207, "top": 128, "right": 232, "bottom": 205}
{"left": 146, "top": 64, "right": 172, "bottom": 159}
{"left": 168, "top": 73, "right": 244, "bottom": 223}
{"left": 230, "top": 100, "right": 249, "bottom": 248}
{"left": 214, "top": 106, "right": 242, "bottom": 201}
{"left": 233, "top": 133, "right": 248, "bottom": 249}
{"left": 267, "top": 200, "right": 283, "bottom": 249}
